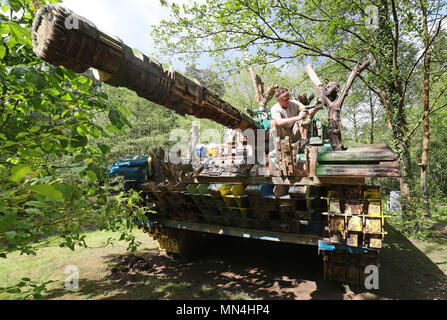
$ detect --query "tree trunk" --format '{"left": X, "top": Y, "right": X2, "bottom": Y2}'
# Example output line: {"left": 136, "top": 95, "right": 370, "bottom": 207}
{"left": 376, "top": 0, "right": 411, "bottom": 218}
{"left": 369, "top": 90, "right": 374, "bottom": 144}
{"left": 352, "top": 107, "right": 358, "bottom": 143}
{"left": 420, "top": 0, "right": 431, "bottom": 218}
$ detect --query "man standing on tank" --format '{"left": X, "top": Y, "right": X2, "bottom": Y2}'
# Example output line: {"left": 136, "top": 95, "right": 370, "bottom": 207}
{"left": 270, "top": 87, "right": 323, "bottom": 144}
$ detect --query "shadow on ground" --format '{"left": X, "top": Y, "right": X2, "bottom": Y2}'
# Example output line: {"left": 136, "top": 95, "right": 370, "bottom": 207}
{"left": 44, "top": 222, "right": 447, "bottom": 300}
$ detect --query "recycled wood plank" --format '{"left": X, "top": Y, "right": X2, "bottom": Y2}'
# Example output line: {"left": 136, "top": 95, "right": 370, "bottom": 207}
{"left": 347, "top": 144, "right": 389, "bottom": 150}
{"left": 317, "top": 151, "right": 396, "bottom": 162}
{"left": 309, "top": 146, "right": 318, "bottom": 178}
{"left": 316, "top": 163, "right": 401, "bottom": 177}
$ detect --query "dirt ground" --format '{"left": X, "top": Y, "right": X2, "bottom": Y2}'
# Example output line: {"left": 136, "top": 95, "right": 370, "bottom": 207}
{"left": 86, "top": 222, "right": 447, "bottom": 300}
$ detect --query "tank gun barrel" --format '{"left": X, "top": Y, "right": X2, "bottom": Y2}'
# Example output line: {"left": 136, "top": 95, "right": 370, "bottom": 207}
{"left": 32, "top": 5, "right": 257, "bottom": 130}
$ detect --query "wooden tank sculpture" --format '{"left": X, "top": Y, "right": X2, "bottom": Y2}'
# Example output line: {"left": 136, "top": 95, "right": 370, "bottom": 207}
{"left": 32, "top": 5, "right": 401, "bottom": 284}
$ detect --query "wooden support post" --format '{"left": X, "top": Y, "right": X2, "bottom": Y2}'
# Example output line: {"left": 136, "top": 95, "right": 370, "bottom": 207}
{"left": 308, "top": 146, "right": 318, "bottom": 178}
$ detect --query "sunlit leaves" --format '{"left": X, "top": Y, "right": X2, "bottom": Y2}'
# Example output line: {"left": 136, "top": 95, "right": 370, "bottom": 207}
{"left": 0, "top": 0, "right": 137, "bottom": 268}
{"left": 0, "top": 213, "right": 18, "bottom": 234}
{"left": 9, "top": 164, "right": 32, "bottom": 183}
{"left": 29, "top": 184, "right": 63, "bottom": 201}
{"left": 109, "top": 107, "right": 128, "bottom": 129}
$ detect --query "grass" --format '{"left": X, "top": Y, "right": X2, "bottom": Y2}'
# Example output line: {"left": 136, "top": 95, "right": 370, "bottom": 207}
{"left": 1, "top": 220, "right": 446, "bottom": 300}
{"left": 0, "top": 230, "right": 248, "bottom": 300}
{"left": 431, "top": 203, "right": 447, "bottom": 227}
{"left": 377, "top": 217, "right": 447, "bottom": 299}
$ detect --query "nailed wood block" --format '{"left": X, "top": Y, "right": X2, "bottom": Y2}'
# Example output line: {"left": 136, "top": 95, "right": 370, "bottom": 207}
{"left": 347, "top": 233, "right": 359, "bottom": 247}
{"left": 309, "top": 146, "right": 318, "bottom": 178}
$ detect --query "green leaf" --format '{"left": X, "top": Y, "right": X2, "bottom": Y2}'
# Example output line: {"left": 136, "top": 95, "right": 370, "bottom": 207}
{"left": 76, "top": 125, "right": 88, "bottom": 137}
{"left": 24, "top": 201, "right": 47, "bottom": 208}
{"left": 15, "top": 132, "right": 29, "bottom": 139}
{"left": 5, "top": 231, "right": 16, "bottom": 240}
{"left": 25, "top": 208, "right": 43, "bottom": 216}
{"left": 0, "top": 21, "right": 9, "bottom": 34}
{"left": 41, "top": 141, "right": 52, "bottom": 151}
{"left": 90, "top": 126, "right": 101, "bottom": 138}
{"left": 71, "top": 165, "right": 87, "bottom": 173}
{"left": 0, "top": 212, "right": 17, "bottom": 233}
{"left": 6, "top": 288, "right": 21, "bottom": 294}
{"left": 86, "top": 170, "right": 97, "bottom": 182}
{"left": 29, "top": 184, "right": 63, "bottom": 201}
{"left": 98, "top": 143, "right": 110, "bottom": 155}
{"left": 70, "top": 135, "right": 88, "bottom": 147}
{"left": 109, "top": 108, "right": 125, "bottom": 129}
{"left": 9, "top": 164, "right": 32, "bottom": 183}
{"left": 9, "top": 22, "right": 31, "bottom": 46}
{"left": 0, "top": 44, "right": 5, "bottom": 59}
{"left": 54, "top": 183, "right": 73, "bottom": 201}
{"left": 30, "top": 126, "right": 41, "bottom": 133}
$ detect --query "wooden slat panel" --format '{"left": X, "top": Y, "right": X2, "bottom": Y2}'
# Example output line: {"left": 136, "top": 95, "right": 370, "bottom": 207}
{"left": 346, "top": 144, "right": 390, "bottom": 150}
{"left": 316, "top": 163, "right": 401, "bottom": 177}
{"left": 317, "top": 151, "right": 396, "bottom": 162}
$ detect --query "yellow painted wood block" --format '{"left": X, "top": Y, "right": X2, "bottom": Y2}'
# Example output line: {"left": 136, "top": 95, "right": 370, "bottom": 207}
{"left": 345, "top": 200, "right": 363, "bottom": 215}
{"left": 369, "top": 237, "right": 382, "bottom": 249}
{"left": 365, "top": 218, "right": 382, "bottom": 233}
{"left": 348, "top": 216, "right": 363, "bottom": 231}
{"left": 367, "top": 200, "right": 382, "bottom": 216}
{"left": 330, "top": 216, "right": 345, "bottom": 231}
{"left": 347, "top": 233, "right": 359, "bottom": 247}
{"left": 329, "top": 199, "right": 342, "bottom": 214}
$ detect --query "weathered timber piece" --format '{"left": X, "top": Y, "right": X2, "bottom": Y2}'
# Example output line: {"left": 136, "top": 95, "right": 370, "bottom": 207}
{"left": 317, "top": 144, "right": 397, "bottom": 162}
{"left": 297, "top": 93, "right": 315, "bottom": 106}
{"left": 308, "top": 146, "right": 318, "bottom": 178}
{"left": 315, "top": 144, "right": 400, "bottom": 177}
{"left": 306, "top": 60, "right": 371, "bottom": 150}
{"left": 259, "top": 84, "right": 278, "bottom": 110}
{"left": 32, "top": 5, "right": 257, "bottom": 130}
{"left": 248, "top": 67, "right": 278, "bottom": 110}
{"left": 249, "top": 66, "right": 263, "bottom": 103}
{"left": 316, "top": 163, "right": 401, "bottom": 177}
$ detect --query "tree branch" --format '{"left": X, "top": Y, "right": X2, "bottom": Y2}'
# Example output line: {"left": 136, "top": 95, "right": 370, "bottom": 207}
{"left": 402, "top": 14, "right": 447, "bottom": 100}
{"left": 337, "top": 59, "right": 371, "bottom": 107}
{"left": 407, "top": 85, "right": 447, "bottom": 140}
{"left": 305, "top": 64, "right": 333, "bottom": 106}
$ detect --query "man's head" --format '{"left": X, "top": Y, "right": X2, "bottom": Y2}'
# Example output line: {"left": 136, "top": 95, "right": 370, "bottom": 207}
{"left": 275, "top": 87, "right": 290, "bottom": 108}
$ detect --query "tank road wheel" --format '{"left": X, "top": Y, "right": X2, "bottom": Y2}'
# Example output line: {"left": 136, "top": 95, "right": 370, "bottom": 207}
{"left": 147, "top": 227, "right": 203, "bottom": 260}
{"left": 177, "top": 229, "right": 201, "bottom": 259}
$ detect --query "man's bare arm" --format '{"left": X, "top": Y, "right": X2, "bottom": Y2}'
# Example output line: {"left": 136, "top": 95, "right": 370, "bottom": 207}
{"left": 273, "top": 111, "right": 308, "bottom": 127}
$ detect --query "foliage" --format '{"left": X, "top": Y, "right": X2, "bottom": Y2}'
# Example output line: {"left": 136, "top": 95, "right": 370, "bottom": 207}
{"left": 0, "top": 277, "right": 55, "bottom": 300}
{"left": 0, "top": 0, "right": 149, "bottom": 269}
{"left": 185, "top": 63, "right": 226, "bottom": 97}
{"left": 96, "top": 84, "right": 225, "bottom": 163}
